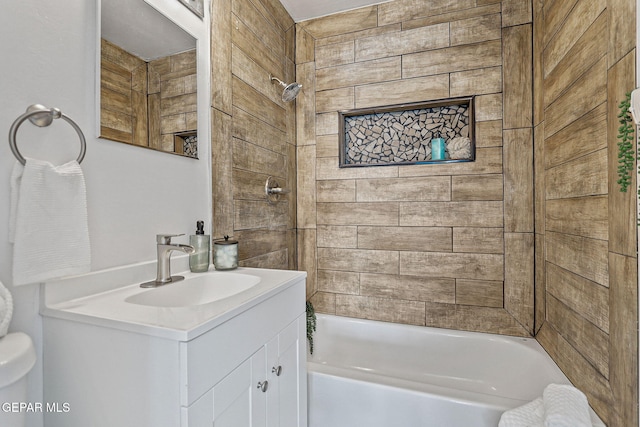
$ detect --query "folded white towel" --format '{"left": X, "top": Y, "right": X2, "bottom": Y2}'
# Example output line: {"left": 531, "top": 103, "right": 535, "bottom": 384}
{"left": 543, "top": 384, "right": 592, "bottom": 427}
{"left": 9, "top": 158, "right": 91, "bottom": 286}
{"left": 0, "top": 280, "right": 13, "bottom": 338}
{"left": 499, "top": 397, "right": 544, "bottom": 427}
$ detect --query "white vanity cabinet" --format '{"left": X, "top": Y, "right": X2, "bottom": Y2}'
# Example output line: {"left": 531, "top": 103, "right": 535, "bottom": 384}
{"left": 185, "top": 315, "right": 306, "bottom": 427}
{"left": 42, "top": 269, "right": 307, "bottom": 427}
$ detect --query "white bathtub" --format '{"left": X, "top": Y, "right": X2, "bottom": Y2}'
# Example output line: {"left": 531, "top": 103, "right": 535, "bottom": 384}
{"left": 307, "top": 314, "right": 604, "bottom": 427}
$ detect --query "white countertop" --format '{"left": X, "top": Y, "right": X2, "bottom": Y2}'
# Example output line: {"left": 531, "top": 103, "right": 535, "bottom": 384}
{"left": 41, "top": 263, "right": 306, "bottom": 341}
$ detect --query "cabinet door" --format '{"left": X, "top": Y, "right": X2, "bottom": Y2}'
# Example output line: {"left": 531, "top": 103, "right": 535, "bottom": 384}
{"left": 267, "top": 316, "right": 307, "bottom": 427}
{"left": 212, "top": 347, "right": 267, "bottom": 427}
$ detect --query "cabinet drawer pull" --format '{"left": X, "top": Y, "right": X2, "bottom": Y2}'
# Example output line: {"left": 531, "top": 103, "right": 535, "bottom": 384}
{"left": 257, "top": 381, "right": 269, "bottom": 392}
{"left": 272, "top": 365, "right": 283, "bottom": 376}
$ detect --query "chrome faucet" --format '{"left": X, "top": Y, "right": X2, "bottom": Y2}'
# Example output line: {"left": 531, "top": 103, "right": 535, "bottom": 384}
{"left": 140, "top": 234, "right": 195, "bottom": 288}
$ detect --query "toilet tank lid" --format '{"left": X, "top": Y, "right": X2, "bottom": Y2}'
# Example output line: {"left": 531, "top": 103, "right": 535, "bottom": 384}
{"left": 0, "top": 332, "right": 36, "bottom": 388}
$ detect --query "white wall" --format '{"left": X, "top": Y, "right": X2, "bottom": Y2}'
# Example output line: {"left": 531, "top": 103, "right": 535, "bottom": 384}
{"left": 0, "top": 1, "right": 210, "bottom": 425}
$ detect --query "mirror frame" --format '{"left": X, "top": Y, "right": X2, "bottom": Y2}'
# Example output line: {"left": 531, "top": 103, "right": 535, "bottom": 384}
{"left": 96, "top": 0, "right": 210, "bottom": 160}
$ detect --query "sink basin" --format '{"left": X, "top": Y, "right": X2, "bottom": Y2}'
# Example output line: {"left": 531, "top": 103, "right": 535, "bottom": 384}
{"left": 125, "top": 273, "right": 261, "bottom": 308}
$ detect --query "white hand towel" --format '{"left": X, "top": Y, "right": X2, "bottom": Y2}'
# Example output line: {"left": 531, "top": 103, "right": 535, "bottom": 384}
{"left": 543, "top": 384, "right": 592, "bottom": 427}
{"left": 0, "top": 279, "right": 13, "bottom": 337}
{"left": 499, "top": 397, "right": 544, "bottom": 427}
{"left": 9, "top": 158, "right": 91, "bottom": 286}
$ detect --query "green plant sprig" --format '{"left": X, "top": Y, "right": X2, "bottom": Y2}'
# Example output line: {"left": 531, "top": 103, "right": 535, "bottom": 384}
{"left": 617, "top": 92, "right": 635, "bottom": 193}
{"left": 306, "top": 301, "right": 317, "bottom": 354}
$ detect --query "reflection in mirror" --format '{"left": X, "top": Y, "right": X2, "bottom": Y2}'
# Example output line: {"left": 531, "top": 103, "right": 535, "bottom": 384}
{"left": 100, "top": 0, "right": 198, "bottom": 158}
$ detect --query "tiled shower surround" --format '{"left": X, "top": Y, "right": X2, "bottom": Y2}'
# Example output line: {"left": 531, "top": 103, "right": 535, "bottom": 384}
{"left": 342, "top": 103, "right": 472, "bottom": 166}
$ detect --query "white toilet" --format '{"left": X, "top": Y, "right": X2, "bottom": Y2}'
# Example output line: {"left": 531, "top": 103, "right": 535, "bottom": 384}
{"left": 0, "top": 332, "right": 36, "bottom": 427}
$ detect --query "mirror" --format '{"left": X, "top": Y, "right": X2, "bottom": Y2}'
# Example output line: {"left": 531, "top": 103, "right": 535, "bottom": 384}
{"left": 99, "top": 0, "right": 199, "bottom": 158}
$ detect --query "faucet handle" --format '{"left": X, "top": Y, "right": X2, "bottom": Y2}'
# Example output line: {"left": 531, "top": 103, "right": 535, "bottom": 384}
{"left": 156, "top": 234, "right": 184, "bottom": 244}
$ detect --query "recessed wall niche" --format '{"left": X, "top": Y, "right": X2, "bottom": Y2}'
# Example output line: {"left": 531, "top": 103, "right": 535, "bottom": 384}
{"left": 339, "top": 97, "right": 475, "bottom": 168}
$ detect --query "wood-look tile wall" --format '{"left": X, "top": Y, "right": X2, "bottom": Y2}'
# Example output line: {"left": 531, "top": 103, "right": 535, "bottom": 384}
{"left": 210, "top": 0, "right": 297, "bottom": 269}
{"left": 534, "top": 0, "right": 638, "bottom": 425}
{"left": 148, "top": 50, "right": 197, "bottom": 152}
{"left": 101, "top": 40, "right": 197, "bottom": 152}
{"left": 296, "top": 1, "right": 534, "bottom": 337}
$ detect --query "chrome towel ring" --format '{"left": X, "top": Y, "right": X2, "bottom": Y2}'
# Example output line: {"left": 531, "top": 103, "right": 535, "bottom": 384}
{"left": 8, "top": 104, "right": 86, "bottom": 165}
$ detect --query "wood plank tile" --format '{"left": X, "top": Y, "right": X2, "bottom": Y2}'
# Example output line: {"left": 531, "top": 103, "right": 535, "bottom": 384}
{"left": 456, "top": 279, "right": 503, "bottom": 307}
{"left": 454, "top": 306, "right": 529, "bottom": 336}
{"left": 545, "top": 196, "right": 608, "bottom": 241}
{"left": 297, "top": 145, "right": 317, "bottom": 229}
{"left": 317, "top": 270, "right": 359, "bottom": 294}
{"left": 300, "top": 6, "right": 378, "bottom": 39}
{"left": 451, "top": 174, "right": 503, "bottom": 201}
{"left": 402, "top": 40, "right": 502, "bottom": 78}
{"left": 545, "top": 149, "right": 608, "bottom": 200}
{"left": 501, "top": 0, "right": 532, "bottom": 27}
{"left": 546, "top": 263, "right": 609, "bottom": 333}
{"left": 356, "top": 176, "right": 451, "bottom": 202}
{"left": 504, "top": 233, "right": 534, "bottom": 332}
{"left": 475, "top": 93, "right": 503, "bottom": 121}
{"left": 361, "top": 273, "right": 455, "bottom": 303}
{"left": 544, "top": 103, "right": 606, "bottom": 170}
{"left": 543, "top": 0, "right": 606, "bottom": 78}
{"left": 316, "top": 134, "right": 339, "bottom": 158}
{"left": 400, "top": 251, "right": 504, "bottom": 281}
{"left": 316, "top": 57, "right": 401, "bottom": 91}
{"left": 543, "top": 0, "right": 578, "bottom": 47}
{"left": 534, "top": 232, "right": 545, "bottom": 333}
{"left": 609, "top": 253, "right": 639, "bottom": 427}
{"left": 232, "top": 138, "right": 286, "bottom": 177}
{"left": 240, "top": 248, "right": 289, "bottom": 269}
{"left": 212, "top": 108, "right": 234, "bottom": 236}
{"left": 315, "top": 24, "right": 401, "bottom": 47}
{"left": 504, "top": 128, "right": 534, "bottom": 232}
{"left": 545, "top": 231, "right": 609, "bottom": 287}
{"left": 315, "top": 41, "right": 354, "bottom": 69}
{"left": 296, "top": 61, "right": 316, "bottom": 146}
{"left": 503, "top": 24, "right": 533, "bottom": 129}
{"left": 402, "top": 4, "right": 501, "bottom": 31}
{"left": 450, "top": 66, "right": 502, "bottom": 98}
{"left": 358, "top": 226, "right": 453, "bottom": 252}
{"left": 252, "top": 0, "right": 294, "bottom": 33}
{"left": 607, "top": 50, "right": 637, "bottom": 257}
{"left": 400, "top": 201, "right": 504, "bottom": 227}
{"left": 297, "top": 229, "right": 317, "bottom": 297}
{"left": 355, "top": 75, "right": 450, "bottom": 109}
{"left": 232, "top": 13, "right": 282, "bottom": 78}
{"left": 316, "top": 87, "right": 354, "bottom": 113}
{"left": 235, "top": 228, "right": 288, "bottom": 259}
{"left": 317, "top": 202, "right": 399, "bottom": 226}
{"left": 311, "top": 291, "right": 336, "bottom": 314}
{"left": 232, "top": 0, "right": 284, "bottom": 58}
{"left": 232, "top": 45, "right": 283, "bottom": 107}
{"left": 608, "top": 0, "right": 636, "bottom": 67}
{"left": 317, "top": 179, "right": 356, "bottom": 202}
{"left": 317, "top": 225, "right": 358, "bottom": 248}
{"left": 398, "top": 147, "right": 502, "bottom": 177}
{"left": 547, "top": 294, "right": 609, "bottom": 377}
{"left": 316, "top": 157, "right": 399, "bottom": 180}
{"left": 451, "top": 13, "right": 501, "bottom": 46}
{"left": 233, "top": 76, "right": 286, "bottom": 131}
{"left": 318, "top": 247, "right": 399, "bottom": 274}
{"left": 233, "top": 168, "right": 272, "bottom": 200}
{"left": 316, "top": 112, "right": 339, "bottom": 135}
{"left": 295, "top": 25, "right": 315, "bottom": 64}
{"left": 355, "top": 23, "right": 450, "bottom": 62}
{"left": 543, "top": 12, "right": 607, "bottom": 108}
{"left": 453, "top": 227, "right": 503, "bottom": 253}
{"left": 536, "top": 324, "right": 615, "bottom": 422}
{"left": 475, "top": 120, "right": 503, "bottom": 147}
{"left": 232, "top": 106, "right": 287, "bottom": 155}
{"left": 234, "top": 199, "right": 288, "bottom": 229}
{"left": 335, "top": 294, "right": 426, "bottom": 326}
{"left": 377, "top": 0, "right": 476, "bottom": 26}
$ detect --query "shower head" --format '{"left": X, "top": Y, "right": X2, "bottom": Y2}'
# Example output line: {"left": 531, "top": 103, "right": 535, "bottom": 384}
{"left": 270, "top": 75, "right": 302, "bottom": 102}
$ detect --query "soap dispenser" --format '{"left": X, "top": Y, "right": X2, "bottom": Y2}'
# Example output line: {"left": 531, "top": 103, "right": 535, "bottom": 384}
{"left": 189, "top": 221, "right": 210, "bottom": 273}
